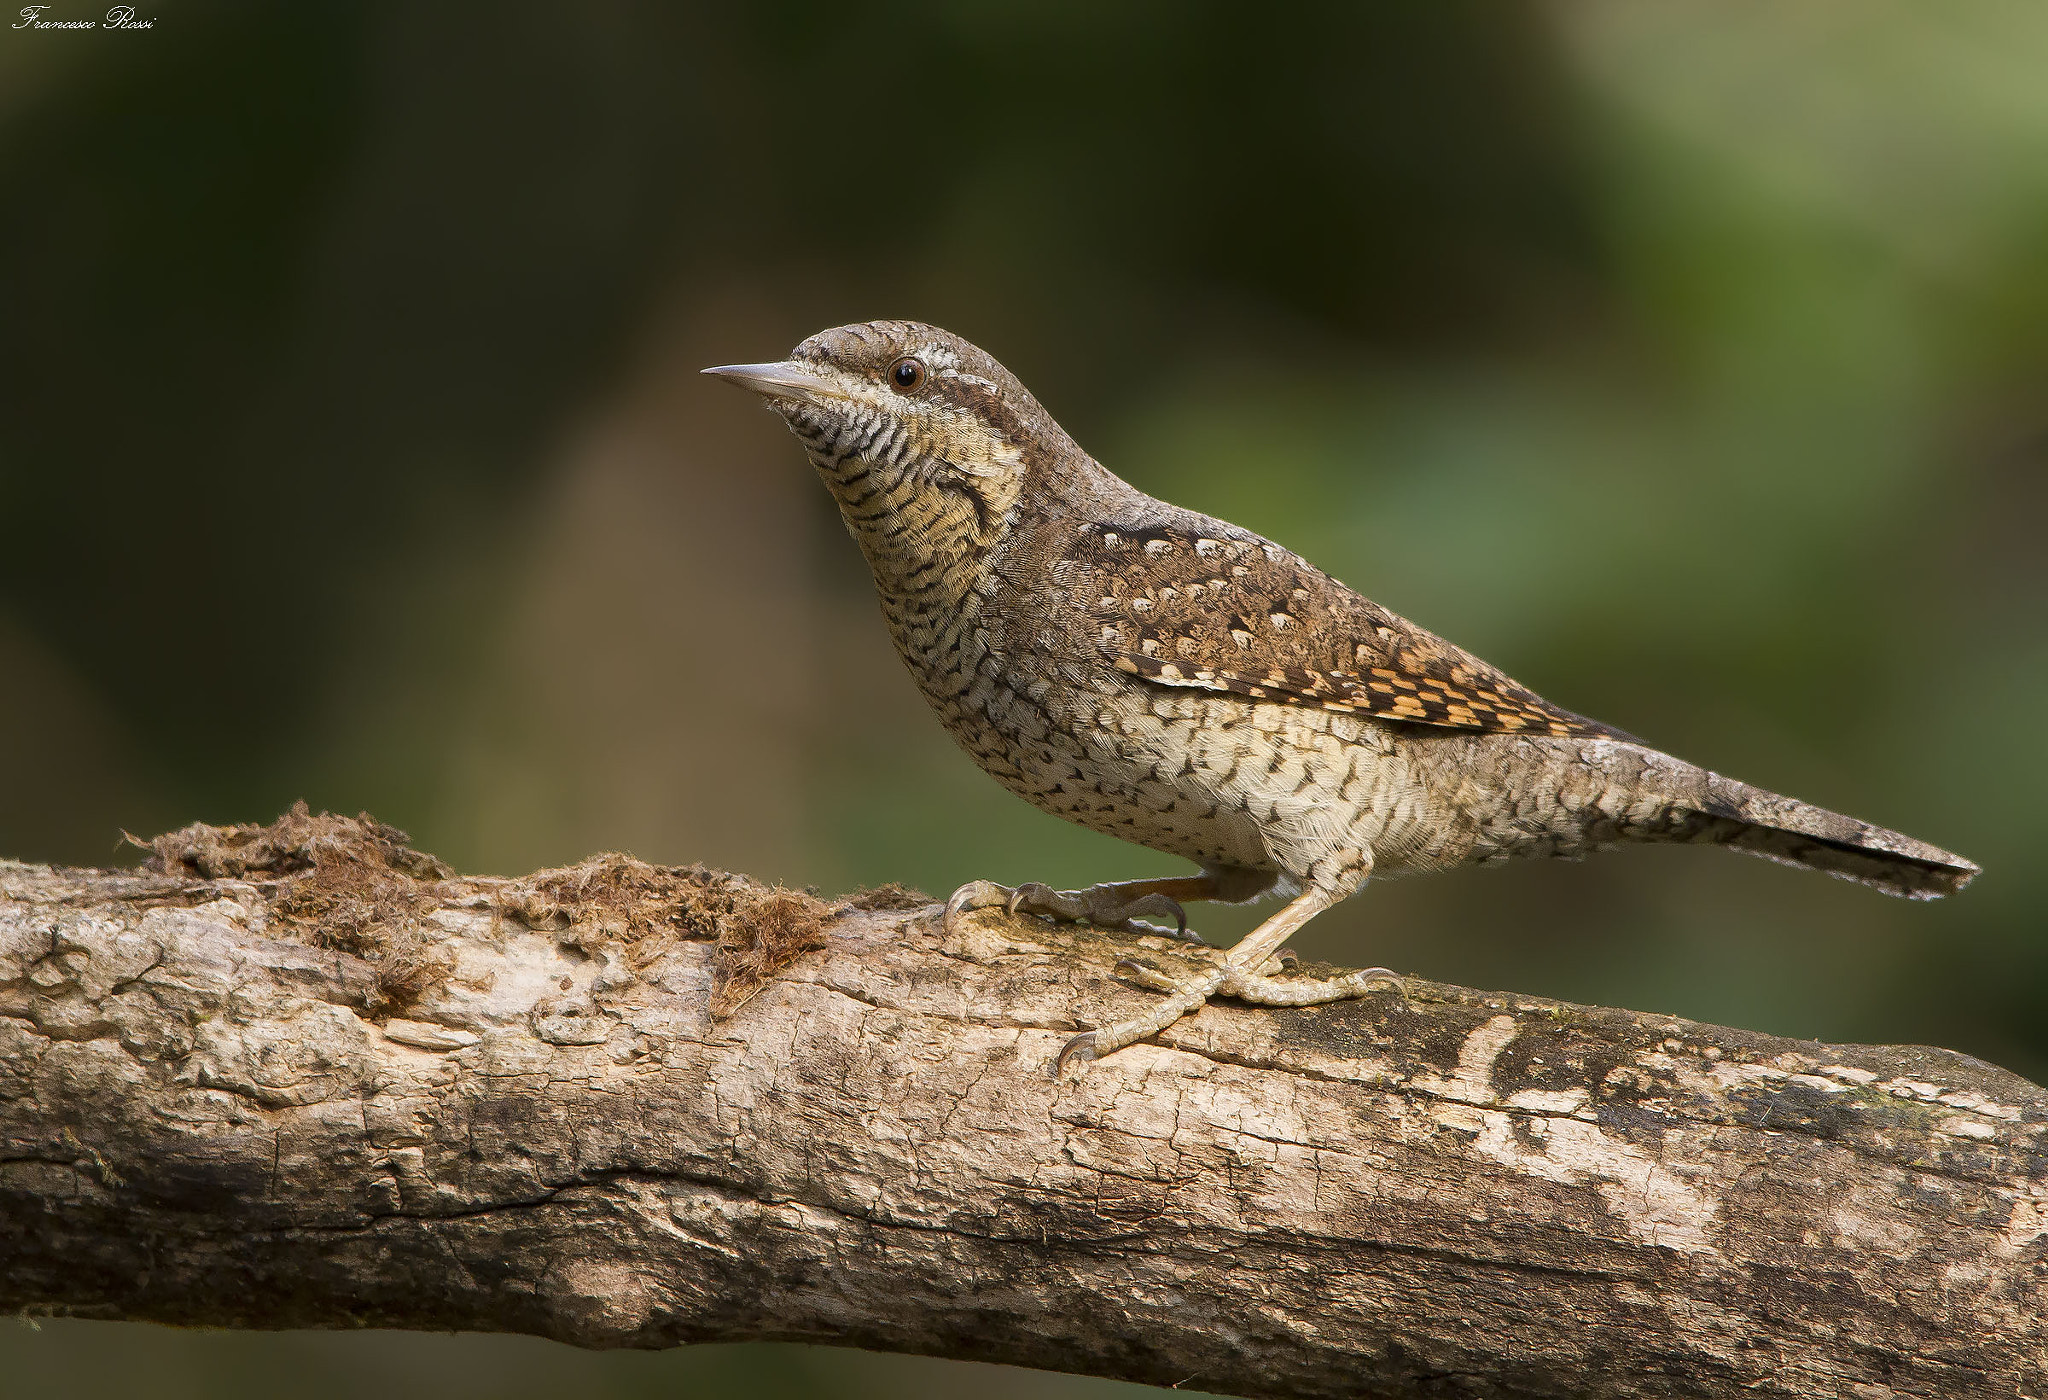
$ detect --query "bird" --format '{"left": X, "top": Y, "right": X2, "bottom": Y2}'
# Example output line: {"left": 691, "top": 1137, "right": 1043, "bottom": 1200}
{"left": 704, "top": 321, "right": 1978, "bottom": 1075}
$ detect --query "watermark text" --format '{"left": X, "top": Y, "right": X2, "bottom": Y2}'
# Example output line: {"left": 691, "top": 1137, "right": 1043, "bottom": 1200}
{"left": 14, "top": 6, "right": 154, "bottom": 29}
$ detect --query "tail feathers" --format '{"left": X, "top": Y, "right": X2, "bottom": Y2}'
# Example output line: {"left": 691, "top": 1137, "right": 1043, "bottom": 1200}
{"left": 1686, "top": 773, "right": 1978, "bottom": 901}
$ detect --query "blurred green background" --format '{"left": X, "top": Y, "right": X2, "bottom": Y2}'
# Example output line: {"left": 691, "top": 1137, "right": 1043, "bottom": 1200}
{"left": 3, "top": 1, "right": 2044, "bottom": 1396}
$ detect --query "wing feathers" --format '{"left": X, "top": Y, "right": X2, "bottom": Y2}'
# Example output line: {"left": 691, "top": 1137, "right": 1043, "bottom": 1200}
{"left": 1079, "top": 520, "right": 1625, "bottom": 741}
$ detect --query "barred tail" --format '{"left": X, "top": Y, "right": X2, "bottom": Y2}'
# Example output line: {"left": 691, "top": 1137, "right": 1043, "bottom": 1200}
{"left": 1678, "top": 771, "right": 1977, "bottom": 901}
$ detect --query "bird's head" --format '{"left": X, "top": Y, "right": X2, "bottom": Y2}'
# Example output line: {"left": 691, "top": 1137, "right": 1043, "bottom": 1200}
{"left": 705, "top": 321, "right": 1071, "bottom": 592}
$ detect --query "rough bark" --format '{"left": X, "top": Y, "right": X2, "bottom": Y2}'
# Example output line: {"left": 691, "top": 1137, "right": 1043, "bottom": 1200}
{"left": 1, "top": 813, "right": 2043, "bottom": 1400}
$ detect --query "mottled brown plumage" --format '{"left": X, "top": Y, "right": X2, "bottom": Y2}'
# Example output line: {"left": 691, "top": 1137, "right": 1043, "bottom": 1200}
{"left": 1073, "top": 520, "right": 1626, "bottom": 739}
{"left": 705, "top": 321, "right": 1978, "bottom": 1072}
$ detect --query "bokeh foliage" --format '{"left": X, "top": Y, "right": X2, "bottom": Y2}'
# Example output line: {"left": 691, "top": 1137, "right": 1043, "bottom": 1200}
{"left": 2, "top": 3, "right": 2043, "bottom": 1397}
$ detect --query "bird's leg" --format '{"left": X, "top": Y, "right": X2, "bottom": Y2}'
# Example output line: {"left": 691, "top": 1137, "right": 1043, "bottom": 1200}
{"left": 945, "top": 870, "right": 1271, "bottom": 946}
{"left": 1056, "top": 888, "right": 1349, "bottom": 1075}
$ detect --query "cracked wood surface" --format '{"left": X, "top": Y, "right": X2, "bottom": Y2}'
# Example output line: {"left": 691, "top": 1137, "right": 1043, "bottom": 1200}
{"left": 2, "top": 851, "right": 2046, "bottom": 1400}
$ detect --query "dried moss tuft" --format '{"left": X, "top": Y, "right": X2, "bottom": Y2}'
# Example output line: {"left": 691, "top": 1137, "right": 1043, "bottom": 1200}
{"left": 139, "top": 800, "right": 452, "bottom": 883}
{"left": 707, "top": 887, "right": 838, "bottom": 1017}
{"left": 499, "top": 855, "right": 842, "bottom": 1016}
{"left": 135, "top": 806, "right": 851, "bottom": 1020}
{"left": 847, "top": 882, "right": 932, "bottom": 912}
{"left": 135, "top": 801, "right": 453, "bottom": 1012}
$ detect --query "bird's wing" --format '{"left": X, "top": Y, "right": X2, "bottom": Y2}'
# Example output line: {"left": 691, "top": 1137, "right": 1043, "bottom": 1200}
{"left": 1070, "top": 521, "right": 1625, "bottom": 740}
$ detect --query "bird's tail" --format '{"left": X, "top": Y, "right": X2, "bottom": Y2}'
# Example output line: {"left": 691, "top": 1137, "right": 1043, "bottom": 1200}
{"left": 1661, "top": 767, "right": 1977, "bottom": 900}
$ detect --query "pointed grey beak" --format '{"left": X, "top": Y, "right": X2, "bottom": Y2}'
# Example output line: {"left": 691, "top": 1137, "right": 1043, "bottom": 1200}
{"left": 701, "top": 360, "right": 845, "bottom": 409}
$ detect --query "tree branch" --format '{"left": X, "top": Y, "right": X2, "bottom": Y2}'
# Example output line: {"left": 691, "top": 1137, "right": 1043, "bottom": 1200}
{"left": 2, "top": 811, "right": 2043, "bottom": 1399}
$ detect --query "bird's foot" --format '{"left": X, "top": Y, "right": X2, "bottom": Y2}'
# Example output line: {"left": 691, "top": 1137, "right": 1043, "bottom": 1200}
{"left": 1054, "top": 960, "right": 1404, "bottom": 1078}
{"left": 1210, "top": 962, "right": 1403, "bottom": 1007}
{"left": 1054, "top": 964, "right": 1230, "bottom": 1076}
{"left": 1111, "top": 952, "right": 1298, "bottom": 991}
{"left": 943, "top": 879, "right": 1208, "bottom": 945}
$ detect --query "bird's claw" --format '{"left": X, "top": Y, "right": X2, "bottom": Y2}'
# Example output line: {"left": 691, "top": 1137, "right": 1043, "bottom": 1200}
{"left": 1052, "top": 1030, "right": 1098, "bottom": 1079}
{"left": 943, "top": 880, "right": 1014, "bottom": 934}
{"left": 1111, "top": 892, "right": 1192, "bottom": 940}
{"left": 1112, "top": 956, "right": 1175, "bottom": 991}
{"left": 1005, "top": 881, "right": 1069, "bottom": 920}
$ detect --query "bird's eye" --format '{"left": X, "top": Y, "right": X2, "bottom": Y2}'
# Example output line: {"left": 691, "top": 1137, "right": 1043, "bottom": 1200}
{"left": 888, "top": 357, "right": 927, "bottom": 393}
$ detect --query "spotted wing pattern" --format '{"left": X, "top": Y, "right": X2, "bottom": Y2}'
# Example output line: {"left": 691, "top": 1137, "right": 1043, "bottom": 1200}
{"left": 1071, "top": 521, "right": 1626, "bottom": 740}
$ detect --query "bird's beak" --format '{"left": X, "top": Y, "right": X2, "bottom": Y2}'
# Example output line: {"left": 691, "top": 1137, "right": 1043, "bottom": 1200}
{"left": 700, "top": 360, "right": 846, "bottom": 409}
